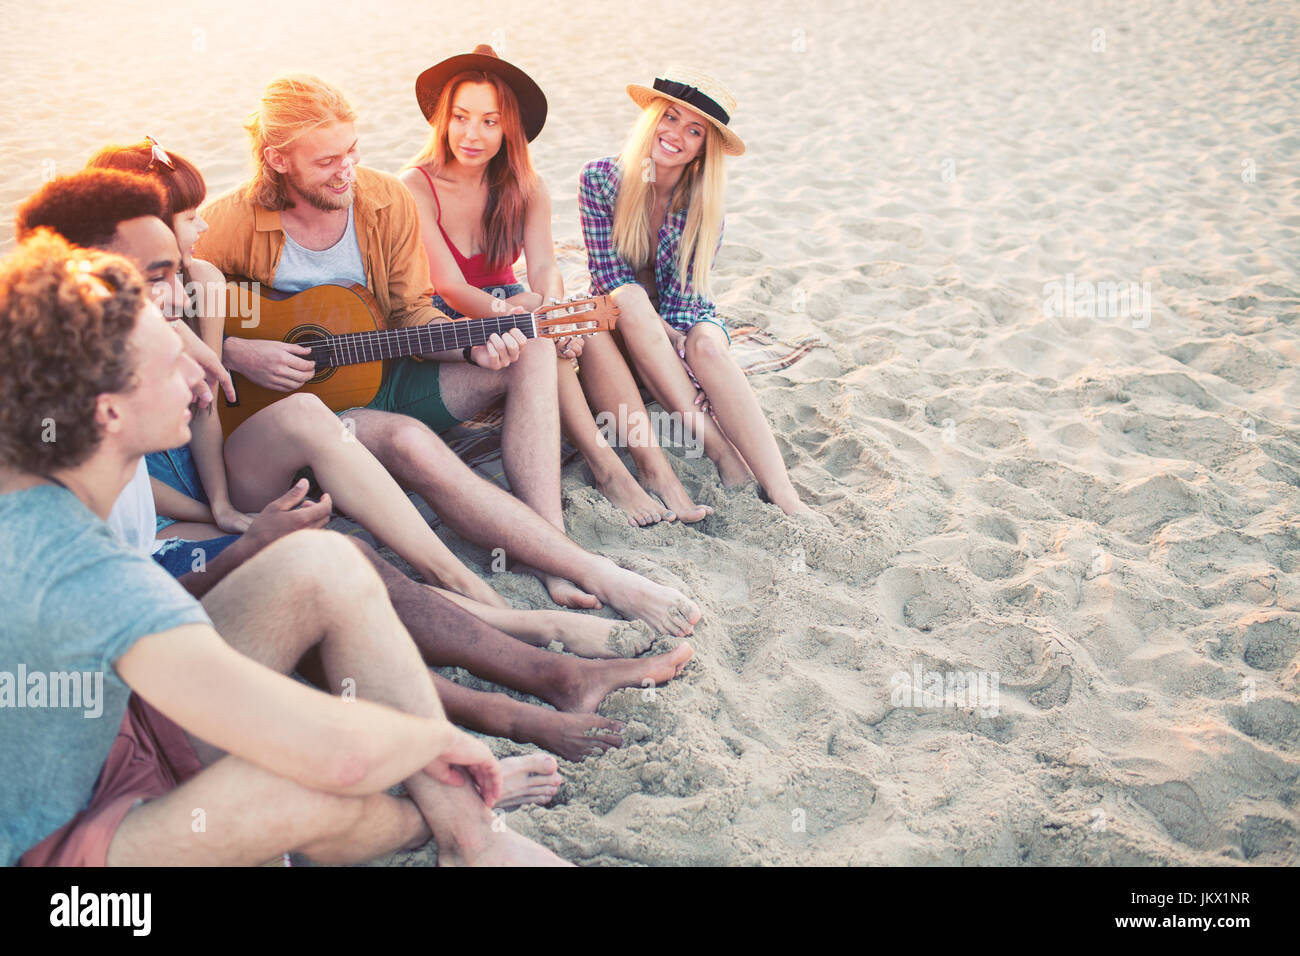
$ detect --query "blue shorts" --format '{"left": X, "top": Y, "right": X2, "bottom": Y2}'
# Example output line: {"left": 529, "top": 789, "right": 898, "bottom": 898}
{"left": 145, "top": 445, "right": 207, "bottom": 533}
{"left": 152, "top": 534, "right": 240, "bottom": 578}
{"left": 430, "top": 282, "right": 526, "bottom": 319}
{"left": 682, "top": 315, "right": 732, "bottom": 345}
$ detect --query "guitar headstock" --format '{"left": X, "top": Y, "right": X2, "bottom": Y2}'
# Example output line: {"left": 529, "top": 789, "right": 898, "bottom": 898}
{"left": 533, "top": 295, "right": 619, "bottom": 339}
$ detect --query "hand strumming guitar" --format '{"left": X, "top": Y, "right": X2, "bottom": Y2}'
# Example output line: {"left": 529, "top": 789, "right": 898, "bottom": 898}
{"left": 224, "top": 337, "right": 317, "bottom": 392}
{"left": 241, "top": 479, "right": 333, "bottom": 555}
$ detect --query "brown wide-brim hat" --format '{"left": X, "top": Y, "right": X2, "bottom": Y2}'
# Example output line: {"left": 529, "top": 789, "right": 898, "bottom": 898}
{"left": 415, "top": 44, "right": 547, "bottom": 142}
{"left": 626, "top": 66, "right": 745, "bottom": 156}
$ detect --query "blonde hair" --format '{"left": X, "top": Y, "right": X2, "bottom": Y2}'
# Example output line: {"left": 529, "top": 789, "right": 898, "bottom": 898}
{"left": 611, "top": 98, "right": 726, "bottom": 298}
{"left": 244, "top": 74, "right": 357, "bottom": 211}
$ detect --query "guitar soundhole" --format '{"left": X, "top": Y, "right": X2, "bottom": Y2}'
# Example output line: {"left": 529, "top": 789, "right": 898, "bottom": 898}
{"left": 286, "top": 324, "right": 335, "bottom": 385}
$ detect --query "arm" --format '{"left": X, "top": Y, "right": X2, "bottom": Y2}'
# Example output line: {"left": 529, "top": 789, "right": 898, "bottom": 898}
{"left": 398, "top": 168, "right": 528, "bottom": 321}
{"left": 172, "top": 479, "right": 332, "bottom": 599}
{"left": 658, "top": 215, "right": 725, "bottom": 335}
{"left": 173, "top": 320, "right": 236, "bottom": 407}
{"left": 115, "top": 624, "right": 468, "bottom": 795}
{"left": 577, "top": 160, "right": 639, "bottom": 295}
{"left": 184, "top": 260, "right": 253, "bottom": 534}
{"left": 522, "top": 179, "right": 565, "bottom": 303}
{"left": 151, "top": 477, "right": 213, "bottom": 524}
{"left": 387, "top": 171, "right": 525, "bottom": 369}
{"left": 193, "top": 197, "right": 317, "bottom": 392}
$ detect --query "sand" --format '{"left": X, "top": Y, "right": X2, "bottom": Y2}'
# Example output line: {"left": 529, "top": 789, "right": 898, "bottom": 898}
{"left": 4, "top": 0, "right": 1298, "bottom": 865}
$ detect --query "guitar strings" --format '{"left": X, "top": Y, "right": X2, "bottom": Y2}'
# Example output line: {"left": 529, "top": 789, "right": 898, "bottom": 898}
{"left": 320, "top": 307, "right": 593, "bottom": 365}
{"left": 326, "top": 311, "right": 538, "bottom": 365}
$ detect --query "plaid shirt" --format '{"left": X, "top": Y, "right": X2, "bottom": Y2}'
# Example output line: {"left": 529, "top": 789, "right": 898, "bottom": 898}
{"left": 578, "top": 156, "right": 722, "bottom": 332}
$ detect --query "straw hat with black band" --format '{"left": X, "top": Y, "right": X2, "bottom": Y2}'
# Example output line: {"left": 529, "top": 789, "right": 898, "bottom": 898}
{"left": 415, "top": 44, "right": 548, "bottom": 142}
{"left": 626, "top": 66, "right": 745, "bottom": 156}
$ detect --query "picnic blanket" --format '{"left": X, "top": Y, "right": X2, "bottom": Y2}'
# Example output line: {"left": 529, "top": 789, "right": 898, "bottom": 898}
{"left": 332, "top": 242, "right": 828, "bottom": 536}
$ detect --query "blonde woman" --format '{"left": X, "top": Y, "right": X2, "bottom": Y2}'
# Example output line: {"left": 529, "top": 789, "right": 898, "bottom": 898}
{"left": 577, "top": 69, "right": 811, "bottom": 515}
{"left": 400, "top": 46, "right": 711, "bottom": 527}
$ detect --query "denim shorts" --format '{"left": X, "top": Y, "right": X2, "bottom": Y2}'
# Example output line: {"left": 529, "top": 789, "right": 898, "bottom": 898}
{"left": 152, "top": 534, "right": 240, "bottom": 578}
{"left": 145, "top": 445, "right": 206, "bottom": 533}
{"left": 430, "top": 283, "right": 526, "bottom": 320}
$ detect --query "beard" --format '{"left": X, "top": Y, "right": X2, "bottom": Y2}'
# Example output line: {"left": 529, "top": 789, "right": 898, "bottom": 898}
{"left": 286, "top": 169, "right": 354, "bottom": 212}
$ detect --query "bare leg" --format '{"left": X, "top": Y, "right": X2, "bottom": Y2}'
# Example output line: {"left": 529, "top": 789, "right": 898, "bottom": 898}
{"left": 557, "top": 355, "right": 673, "bottom": 526}
{"left": 429, "top": 584, "right": 655, "bottom": 659}
{"left": 603, "top": 285, "right": 753, "bottom": 486}
{"left": 109, "top": 752, "right": 430, "bottom": 865}
{"left": 684, "top": 322, "right": 810, "bottom": 514}
{"left": 439, "top": 343, "right": 598, "bottom": 609}
{"left": 223, "top": 392, "right": 503, "bottom": 607}
{"left": 345, "top": 408, "right": 703, "bottom": 636}
{"left": 186, "top": 530, "right": 565, "bottom": 865}
{"left": 575, "top": 331, "right": 714, "bottom": 521}
{"left": 360, "top": 545, "right": 695, "bottom": 715}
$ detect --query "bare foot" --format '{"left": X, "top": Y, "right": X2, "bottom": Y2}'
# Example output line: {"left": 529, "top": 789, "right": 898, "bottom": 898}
{"left": 515, "top": 711, "right": 626, "bottom": 762}
{"left": 593, "top": 565, "right": 701, "bottom": 637}
{"left": 442, "top": 568, "right": 508, "bottom": 609}
{"left": 553, "top": 642, "right": 695, "bottom": 715}
{"left": 438, "top": 824, "right": 572, "bottom": 867}
{"left": 497, "top": 754, "right": 563, "bottom": 808}
{"left": 514, "top": 564, "right": 601, "bottom": 610}
{"left": 766, "top": 486, "right": 816, "bottom": 516}
{"left": 641, "top": 465, "right": 713, "bottom": 524}
{"left": 595, "top": 469, "right": 674, "bottom": 526}
{"left": 543, "top": 573, "right": 601, "bottom": 610}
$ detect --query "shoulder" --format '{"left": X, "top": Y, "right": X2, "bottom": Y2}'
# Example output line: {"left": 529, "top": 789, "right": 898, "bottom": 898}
{"left": 359, "top": 166, "right": 413, "bottom": 203}
{"left": 579, "top": 156, "right": 621, "bottom": 193}
{"left": 187, "top": 258, "right": 224, "bottom": 285}
{"left": 198, "top": 184, "right": 253, "bottom": 224}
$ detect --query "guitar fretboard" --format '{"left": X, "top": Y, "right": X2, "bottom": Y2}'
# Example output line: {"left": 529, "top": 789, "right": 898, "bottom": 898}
{"left": 321, "top": 312, "right": 540, "bottom": 368}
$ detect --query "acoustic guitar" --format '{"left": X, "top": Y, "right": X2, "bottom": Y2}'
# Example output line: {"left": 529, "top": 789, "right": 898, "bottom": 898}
{"left": 218, "top": 281, "right": 618, "bottom": 435}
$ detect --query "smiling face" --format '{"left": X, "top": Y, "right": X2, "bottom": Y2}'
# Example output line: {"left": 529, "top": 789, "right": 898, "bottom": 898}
{"left": 107, "top": 216, "right": 185, "bottom": 318}
{"left": 650, "top": 102, "right": 709, "bottom": 171}
{"left": 446, "top": 81, "right": 504, "bottom": 168}
{"left": 270, "top": 122, "right": 360, "bottom": 212}
{"left": 109, "top": 300, "right": 202, "bottom": 455}
{"left": 172, "top": 207, "right": 207, "bottom": 267}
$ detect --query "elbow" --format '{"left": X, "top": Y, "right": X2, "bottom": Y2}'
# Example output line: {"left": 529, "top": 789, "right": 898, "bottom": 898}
{"left": 318, "top": 725, "right": 380, "bottom": 794}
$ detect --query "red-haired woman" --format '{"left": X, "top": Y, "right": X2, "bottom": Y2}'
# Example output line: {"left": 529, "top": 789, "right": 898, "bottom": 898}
{"left": 400, "top": 46, "right": 711, "bottom": 527}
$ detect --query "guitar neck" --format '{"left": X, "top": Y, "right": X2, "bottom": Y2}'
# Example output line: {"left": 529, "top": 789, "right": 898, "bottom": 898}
{"left": 322, "top": 312, "right": 539, "bottom": 368}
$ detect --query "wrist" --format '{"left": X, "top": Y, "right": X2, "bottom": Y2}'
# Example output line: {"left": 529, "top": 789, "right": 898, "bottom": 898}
{"left": 462, "top": 345, "right": 479, "bottom": 366}
{"left": 222, "top": 336, "right": 245, "bottom": 370}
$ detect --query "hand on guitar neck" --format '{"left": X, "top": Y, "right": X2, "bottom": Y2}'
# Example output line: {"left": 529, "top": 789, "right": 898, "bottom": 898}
{"left": 217, "top": 282, "right": 618, "bottom": 436}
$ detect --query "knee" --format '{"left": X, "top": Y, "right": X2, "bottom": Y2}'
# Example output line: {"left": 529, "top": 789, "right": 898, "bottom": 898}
{"left": 513, "top": 336, "right": 559, "bottom": 380}
{"left": 270, "top": 529, "right": 379, "bottom": 600}
{"left": 385, "top": 419, "right": 441, "bottom": 468}
{"left": 685, "top": 327, "right": 729, "bottom": 364}
{"left": 272, "top": 392, "right": 340, "bottom": 438}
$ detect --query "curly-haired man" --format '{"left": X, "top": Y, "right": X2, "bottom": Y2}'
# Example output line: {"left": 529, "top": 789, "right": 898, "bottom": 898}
{"left": 0, "top": 230, "right": 571, "bottom": 866}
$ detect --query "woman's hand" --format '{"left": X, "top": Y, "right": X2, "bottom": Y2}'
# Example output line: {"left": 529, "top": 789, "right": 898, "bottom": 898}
{"left": 554, "top": 335, "right": 585, "bottom": 360}
{"left": 210, "top": 500, "right": 256, "bottom": 535}
{"left": 667, "top": 326, "right": 688, "bottom": 357}
{"left": 425, "top": 725, "right": 503, "bottom": 808}
{"left": 693, "top": 387, "right": 718, "bottom": 423}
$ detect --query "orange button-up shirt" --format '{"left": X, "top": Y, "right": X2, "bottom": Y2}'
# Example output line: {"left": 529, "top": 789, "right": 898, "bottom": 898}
{"left": 195, "top": 165, "right": 445, "bottom": 331}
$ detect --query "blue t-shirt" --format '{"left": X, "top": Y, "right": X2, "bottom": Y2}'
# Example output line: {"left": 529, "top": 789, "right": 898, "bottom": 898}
{"left": 0, "top": 483, "right": 211, "bottom": 865}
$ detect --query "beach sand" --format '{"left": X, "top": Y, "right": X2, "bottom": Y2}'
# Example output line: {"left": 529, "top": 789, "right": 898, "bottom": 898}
{"left": 4, "top": 0, "right": 1298, "bottom": 865}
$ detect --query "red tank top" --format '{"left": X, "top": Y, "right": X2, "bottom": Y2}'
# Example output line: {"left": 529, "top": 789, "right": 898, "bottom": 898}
{"left": 417, "top": 166, "right": 518, "bottom": 288}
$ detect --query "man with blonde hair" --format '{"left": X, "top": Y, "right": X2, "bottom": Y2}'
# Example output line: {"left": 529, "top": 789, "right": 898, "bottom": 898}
{"left": 200, "top": 73, "right": 702, "bottom": 638}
